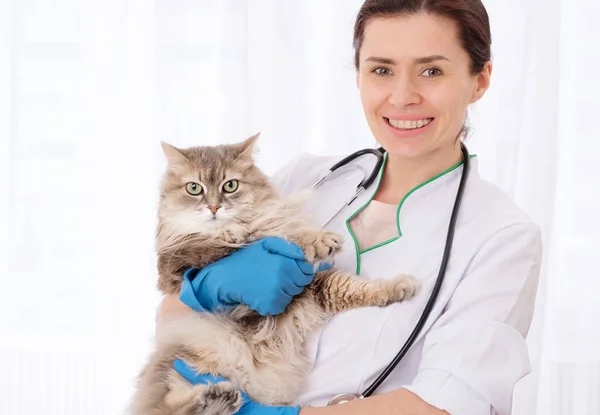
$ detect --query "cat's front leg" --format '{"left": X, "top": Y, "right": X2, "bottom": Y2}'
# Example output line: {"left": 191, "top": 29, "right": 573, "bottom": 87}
{"left": 308, "top": 270, "right": 419, "bottom": 315}
{"left": 217, "top": 227, "right": 253, "bottom": 246}
{"left": 286, "top": 228, "right": 344, "bottom": 265}
{"left": 157, "top": 243, "right": 237, "bottom": 295}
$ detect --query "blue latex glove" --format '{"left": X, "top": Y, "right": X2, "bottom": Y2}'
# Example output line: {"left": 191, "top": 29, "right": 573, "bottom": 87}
{"left": 180, "top": 237, "right": 333, "bottom": 316}
{"left": 174, "top": 359, "right": 300, "bottom": 415}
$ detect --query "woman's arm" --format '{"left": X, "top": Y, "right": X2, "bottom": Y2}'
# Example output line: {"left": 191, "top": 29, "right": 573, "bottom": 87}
{"left": 174, "top": 359, "right": 447, "bottom": 415}
{"left": 155, "top": 294, "right": 194, "bottom": 332}
{"left": 300, "top": 389, "right": 448, "bottom": 415}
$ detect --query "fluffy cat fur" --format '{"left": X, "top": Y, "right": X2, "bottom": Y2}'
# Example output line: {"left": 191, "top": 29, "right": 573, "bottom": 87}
{"left": 129, "top": 133, "right": 419, "bottom": 415}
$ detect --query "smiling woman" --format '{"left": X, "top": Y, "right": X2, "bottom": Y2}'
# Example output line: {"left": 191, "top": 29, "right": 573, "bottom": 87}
{"left": 354, "top": 3, "right": 492, "bottom": 203}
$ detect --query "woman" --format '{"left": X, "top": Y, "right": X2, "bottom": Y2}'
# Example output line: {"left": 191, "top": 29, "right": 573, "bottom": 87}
{"left": 157, "top": 0, "right": 543, "bottom": 414}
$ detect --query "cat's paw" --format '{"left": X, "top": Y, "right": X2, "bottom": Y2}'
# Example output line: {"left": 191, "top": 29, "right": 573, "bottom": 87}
{"left": 388, "top": 274, "right": 419, "bottom": 302}
{"left": 370, "top": 274, "right": 420, "bottom": 306}
{"left": 218, "top": 228, "right": 247, "bottom": 245}
{"left": 299, "top": 230, "right": 343, "bottom": 263}
{"left": 194, "top": 381, "right": 243, "bottom": 415}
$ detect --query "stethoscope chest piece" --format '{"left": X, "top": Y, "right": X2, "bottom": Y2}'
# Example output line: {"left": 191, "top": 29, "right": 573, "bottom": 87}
{"left": 327, "top": 393, "right": 361, "bottom": 406}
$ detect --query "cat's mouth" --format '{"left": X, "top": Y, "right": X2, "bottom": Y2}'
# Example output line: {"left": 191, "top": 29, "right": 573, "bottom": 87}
{"left": 202, "top": 211, "right": 228, "bottom": 223}
{"left": 199, "top": 207, "right": 236, "bottom": 225}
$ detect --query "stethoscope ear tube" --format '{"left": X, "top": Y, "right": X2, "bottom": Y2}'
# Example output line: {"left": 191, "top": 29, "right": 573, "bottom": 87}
{"left": 359, "top": 143, "right": 471, "bottom": 398}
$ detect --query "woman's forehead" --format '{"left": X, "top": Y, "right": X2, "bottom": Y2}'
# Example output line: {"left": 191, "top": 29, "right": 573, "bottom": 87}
{"left": 360, "top": 14, "right": 465, "bottom": 63}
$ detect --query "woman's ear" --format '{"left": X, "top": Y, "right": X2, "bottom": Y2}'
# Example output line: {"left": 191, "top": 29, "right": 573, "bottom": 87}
{"left": 470, "top": 62, "right": 493, "bottom": 104}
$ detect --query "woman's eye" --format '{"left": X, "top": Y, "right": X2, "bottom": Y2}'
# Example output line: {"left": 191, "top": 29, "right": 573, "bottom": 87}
{"left": 222, "top": 180, "right": 238, "bottom": 193}
{"left": 185, "top": 182, "right": 203, "bottom": 195}
{"left": 421, "top": 68, "right": 442, "bottom": 77}
{"left": 373, "top": 67, "right": 392, "bottom": 76}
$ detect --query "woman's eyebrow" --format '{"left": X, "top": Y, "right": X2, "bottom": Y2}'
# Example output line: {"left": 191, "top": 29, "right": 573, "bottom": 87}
{"left": 364, "top": 55, "right": 450, "bottom": 65}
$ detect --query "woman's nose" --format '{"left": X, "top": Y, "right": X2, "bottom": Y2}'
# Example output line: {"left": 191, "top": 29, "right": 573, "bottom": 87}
{"left": 388, "top": 77, "right": 422, "bottom": 107}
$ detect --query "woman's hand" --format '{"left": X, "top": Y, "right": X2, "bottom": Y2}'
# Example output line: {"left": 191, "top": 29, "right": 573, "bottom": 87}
{"left": 179, "top": 237, "right": 333, "bottom": 316}
{"left": 174, "top": 359, "right": 301, "bottom": 415}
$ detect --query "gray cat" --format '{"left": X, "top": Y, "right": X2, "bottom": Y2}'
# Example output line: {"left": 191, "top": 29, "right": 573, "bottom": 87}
{"left": 128, "top": 133, "right": 419, "bottom": 415}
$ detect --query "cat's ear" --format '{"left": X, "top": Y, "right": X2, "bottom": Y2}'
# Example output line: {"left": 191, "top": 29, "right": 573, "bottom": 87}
{"left": 237, "top": 132, "right": 260, "bottom": 161}
{"left": 161, "top": 141, "right": 188, "bottom": 166}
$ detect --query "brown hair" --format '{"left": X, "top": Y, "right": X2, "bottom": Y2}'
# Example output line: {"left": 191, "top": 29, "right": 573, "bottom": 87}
{"left": 353, "top": 0, "right": 492, "bottom": 75}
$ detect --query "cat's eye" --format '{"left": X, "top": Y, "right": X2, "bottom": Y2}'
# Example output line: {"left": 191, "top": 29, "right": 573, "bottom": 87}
{"left": 222, "top": 180, "right": 238, "bottom": 193}
{"left": 186, "top": 182, "right": 203, "bottom": 195}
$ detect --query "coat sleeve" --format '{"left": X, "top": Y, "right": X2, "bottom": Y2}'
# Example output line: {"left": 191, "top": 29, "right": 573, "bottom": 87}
{"left": 402, "top": 222, "right": 543, "bottom": 415}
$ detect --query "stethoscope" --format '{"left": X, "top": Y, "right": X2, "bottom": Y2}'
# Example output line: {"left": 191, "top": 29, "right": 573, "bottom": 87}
{"left": 310, "top": 147, "right": 386, "bottom": 228}
{"left": 310, "top": 143, "right": 471, "bottom": 405}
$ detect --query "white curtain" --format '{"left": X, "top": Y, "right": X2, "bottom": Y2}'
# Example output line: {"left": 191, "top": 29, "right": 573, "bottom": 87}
{"left": 1, "top": 1, "right": 598, "bottom": 414}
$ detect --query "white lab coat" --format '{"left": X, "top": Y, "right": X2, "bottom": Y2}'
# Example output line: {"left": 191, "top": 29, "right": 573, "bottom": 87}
{"left": 270, "top": 151, "right": 543, "bottom": 415}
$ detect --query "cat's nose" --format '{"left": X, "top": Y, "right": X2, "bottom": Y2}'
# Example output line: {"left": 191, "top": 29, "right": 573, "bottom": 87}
{"left": 208, "top": 205, "right": 221, "bottom": 215}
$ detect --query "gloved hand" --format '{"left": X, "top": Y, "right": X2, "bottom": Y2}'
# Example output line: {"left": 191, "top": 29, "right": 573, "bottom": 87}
{"left": 179, "top": 237, "right": 333, "bottom": 316}
{"left": 174, "top": 359, "right": 300, "bottom": 415}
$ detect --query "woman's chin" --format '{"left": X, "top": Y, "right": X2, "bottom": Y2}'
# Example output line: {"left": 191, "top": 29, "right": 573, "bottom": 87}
{"left": 377, "top": 138, "right": 431, "bottom": 160}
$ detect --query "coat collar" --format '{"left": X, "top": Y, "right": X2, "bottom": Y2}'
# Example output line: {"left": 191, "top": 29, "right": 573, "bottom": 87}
{"left": 344, "top": 149, "right": 479, "bottom": 239}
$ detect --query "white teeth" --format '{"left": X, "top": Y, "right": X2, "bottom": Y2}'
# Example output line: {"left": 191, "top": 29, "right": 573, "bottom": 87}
{"left": 387, "top": 118, "right": 433, "bottom": 130}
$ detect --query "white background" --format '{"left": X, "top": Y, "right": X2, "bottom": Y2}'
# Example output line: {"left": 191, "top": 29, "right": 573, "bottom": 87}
{"left": 1, "top": 0, "right": 598, "bottom": 414}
